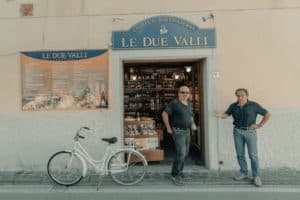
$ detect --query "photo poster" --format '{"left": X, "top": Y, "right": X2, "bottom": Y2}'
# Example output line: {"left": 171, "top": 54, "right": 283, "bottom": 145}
{"left": 20, "top": 49, "right": 109, "bottom": 111}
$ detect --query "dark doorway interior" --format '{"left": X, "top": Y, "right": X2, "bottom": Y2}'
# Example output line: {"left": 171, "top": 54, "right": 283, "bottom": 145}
{"left": 123, "top": 60, "right": 205, "bottom": 166}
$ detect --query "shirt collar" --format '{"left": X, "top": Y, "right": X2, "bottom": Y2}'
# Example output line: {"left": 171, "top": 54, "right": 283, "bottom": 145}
{"left": 235, "top": 100, "right": 251, "bottom": 107}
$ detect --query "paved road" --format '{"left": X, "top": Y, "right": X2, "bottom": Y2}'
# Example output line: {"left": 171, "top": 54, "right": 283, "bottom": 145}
{"left": 1, "top": 185, "right": 300, "bottom": 200}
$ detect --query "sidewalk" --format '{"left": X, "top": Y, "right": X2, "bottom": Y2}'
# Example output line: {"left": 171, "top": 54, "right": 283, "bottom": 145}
{"left": 1, "top": 165, "right": 300, "bottom": 186}
{"left": 0, "top": 166, "right": 300, "bottom": 200}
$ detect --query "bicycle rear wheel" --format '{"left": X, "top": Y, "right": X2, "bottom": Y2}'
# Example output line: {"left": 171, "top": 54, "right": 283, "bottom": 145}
{"left": 107, "top": 150, "right": 147, "bottom": 186}
{"left": 47, "top": 151, "right": 84, "bottom": 186}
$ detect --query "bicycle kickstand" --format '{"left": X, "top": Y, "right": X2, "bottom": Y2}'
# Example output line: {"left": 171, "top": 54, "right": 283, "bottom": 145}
{"left": 96, "top": 174, "right": 104, "bottom": 191}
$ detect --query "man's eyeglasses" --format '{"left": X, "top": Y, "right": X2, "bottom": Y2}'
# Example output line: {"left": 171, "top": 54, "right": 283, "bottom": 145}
{"left": 179, "top": 91, "right": 190, "bottom": 94}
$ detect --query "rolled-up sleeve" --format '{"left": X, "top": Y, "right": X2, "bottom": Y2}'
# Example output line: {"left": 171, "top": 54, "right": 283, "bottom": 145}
{"left": 256, "top": 103, "right": 268, "bottom": 116}
{"left": 164, "top": 101, "right": 174, "bottom": 116}
{"left": 225, "top": 104, "right": 234, "bottom": 116}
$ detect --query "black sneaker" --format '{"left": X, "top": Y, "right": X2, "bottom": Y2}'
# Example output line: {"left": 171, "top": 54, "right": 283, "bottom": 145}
{"left": 170, "top": 175, "right": 184, "bottom": 186}
{"left": 233, "top": 172, "right": 248, "bottom": 181}
{"left": 176, "top": 176, "right": 184, "bottom": 185}
{"left": 179, "top": 173, "right": 188, "bottom": 180}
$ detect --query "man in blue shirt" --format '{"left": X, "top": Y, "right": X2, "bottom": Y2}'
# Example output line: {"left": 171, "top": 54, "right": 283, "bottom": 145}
{"left": 215, "top": 88, "right": 271, "bottom": 187}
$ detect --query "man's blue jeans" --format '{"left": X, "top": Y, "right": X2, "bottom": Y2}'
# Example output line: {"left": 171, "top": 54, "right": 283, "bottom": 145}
{"left": 233, "top": 128, "right": 260, "bottom": 177}
{"left": 171, "top": 128, "right": 190, "bottom": 177}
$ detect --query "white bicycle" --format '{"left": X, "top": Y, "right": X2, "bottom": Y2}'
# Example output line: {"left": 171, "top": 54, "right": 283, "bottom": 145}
{"left": 47, "top": 127, "right": 148, "bottom": 186}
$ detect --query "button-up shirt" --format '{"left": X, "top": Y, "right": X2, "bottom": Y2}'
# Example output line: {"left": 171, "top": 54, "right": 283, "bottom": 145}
{"left": 225, "top": 100, "right": 268, "bottom": 127}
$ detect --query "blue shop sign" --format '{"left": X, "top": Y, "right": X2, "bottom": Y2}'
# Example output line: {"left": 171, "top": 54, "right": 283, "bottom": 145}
{"left": 21, "top": 50, "right": 107, "bottom": 61}
{"left": 112, "top": 15, "right": 216, "bottom": 49}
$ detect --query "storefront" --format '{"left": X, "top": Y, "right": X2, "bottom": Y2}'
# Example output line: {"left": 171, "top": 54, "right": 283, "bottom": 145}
{"left": 110, "top": 15, "right": 216, "bottom": 167}
{"left": 18, "top": 15, "right": 216, "bottom": 168}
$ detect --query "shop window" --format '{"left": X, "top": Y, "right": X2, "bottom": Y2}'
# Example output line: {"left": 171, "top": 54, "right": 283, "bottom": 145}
{"left": 21, "top": 50, "right": 109, "bottom": 111}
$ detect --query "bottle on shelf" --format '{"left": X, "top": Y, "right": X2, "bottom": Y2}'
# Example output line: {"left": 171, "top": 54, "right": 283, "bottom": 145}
{"left": 150, "top": 99, "right": 155, "bottom": 110}
{"left": 100, "top": 84, "right": 107, "bottom": 108}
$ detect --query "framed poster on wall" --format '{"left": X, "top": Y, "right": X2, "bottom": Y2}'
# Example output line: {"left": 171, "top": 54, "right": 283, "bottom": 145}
{"left": 20, "top": 50, "right": 109, "bottom": 111}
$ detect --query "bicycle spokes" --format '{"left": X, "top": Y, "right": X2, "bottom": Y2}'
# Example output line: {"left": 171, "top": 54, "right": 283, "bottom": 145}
{"left": 107, "top": 150, "right": 147, "bottom": 186}
{"left": 47, "top": 151, "right": 84, "bottom": 186}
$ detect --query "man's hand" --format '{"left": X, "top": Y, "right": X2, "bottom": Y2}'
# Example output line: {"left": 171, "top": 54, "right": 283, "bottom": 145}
{"left": 214, "top": 113, "right": 223, "bottom": 118}
{"left": 214, "top": 112, "right": 229, "bottom": 119}
{"left": 250, "top": 124, "right": 261, "bottom": 130}
{"left": 166, "top": 128, "right": 173, "bottom": 134}
{"left": 191, "top": 123, "right": 197, "bottom": 136}
{"left": 191, "top": 123, "right": 197, "bottom": 131}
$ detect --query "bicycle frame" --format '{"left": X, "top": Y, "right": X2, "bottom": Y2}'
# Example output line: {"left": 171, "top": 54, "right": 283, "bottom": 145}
{"left": 70, "top": 140, "right": 139, "bottom": 178}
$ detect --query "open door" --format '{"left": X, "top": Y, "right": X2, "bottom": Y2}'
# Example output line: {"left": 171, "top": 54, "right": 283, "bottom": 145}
{"left": 189, "top": 60, "right": 205, "bottom": 165}
{"left": 123, "top": 60, "right": 205, "bottom": 165}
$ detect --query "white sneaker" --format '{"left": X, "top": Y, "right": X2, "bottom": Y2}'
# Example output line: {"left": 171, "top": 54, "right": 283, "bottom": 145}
{"left": 253, "top": 176, "right": 262, "bottom": 187}
{"left": 234, "top": 172, "right": 248, "bottom": 181}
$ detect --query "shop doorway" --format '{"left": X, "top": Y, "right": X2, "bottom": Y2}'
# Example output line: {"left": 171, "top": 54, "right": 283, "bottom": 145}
{"left": 123, "top": 60, "right": 205, "bottom": 166}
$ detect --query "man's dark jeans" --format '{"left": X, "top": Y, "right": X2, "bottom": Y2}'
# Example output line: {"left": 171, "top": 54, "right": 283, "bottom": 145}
{"left": 171, "top": 128, "right": 190, "bottom": 177}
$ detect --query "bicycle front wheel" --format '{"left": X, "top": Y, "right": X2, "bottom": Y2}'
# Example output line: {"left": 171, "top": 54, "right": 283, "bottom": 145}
{"left": 47, "top": 151, "right": 84, "bottom": 186}
{"left": 108, "top": 150, "right": 147, "bottom": 186}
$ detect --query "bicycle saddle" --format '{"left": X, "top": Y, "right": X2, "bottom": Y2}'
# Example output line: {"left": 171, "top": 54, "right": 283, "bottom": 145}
{"left": 101, "top": 137, "right": 118, "bottom": 144}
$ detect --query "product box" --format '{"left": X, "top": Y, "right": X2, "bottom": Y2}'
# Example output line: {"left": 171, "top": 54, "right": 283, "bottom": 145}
{"left": 140, "top": 149, "right": 164, "bottom": 162}
{"left": 133, "top": 137, "right": 159, "bottom": 150}
{"left": 134, "top": 138, "right": 149, "bottom": 150}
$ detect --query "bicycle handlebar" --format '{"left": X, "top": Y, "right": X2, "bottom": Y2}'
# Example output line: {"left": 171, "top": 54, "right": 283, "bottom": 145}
{"left": 81, "top": 126, "right": 90, "bottom": 130}
{"left": 74, "top": 126, "right": 91, "bottom": 140}
{"left": 78, "top": 135, "right": 85, "bottom": 139}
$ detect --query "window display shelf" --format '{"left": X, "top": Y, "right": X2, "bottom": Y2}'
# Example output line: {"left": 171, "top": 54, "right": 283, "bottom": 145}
{"left": 124, "top": 118, "right": 164, "bottom": 162}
